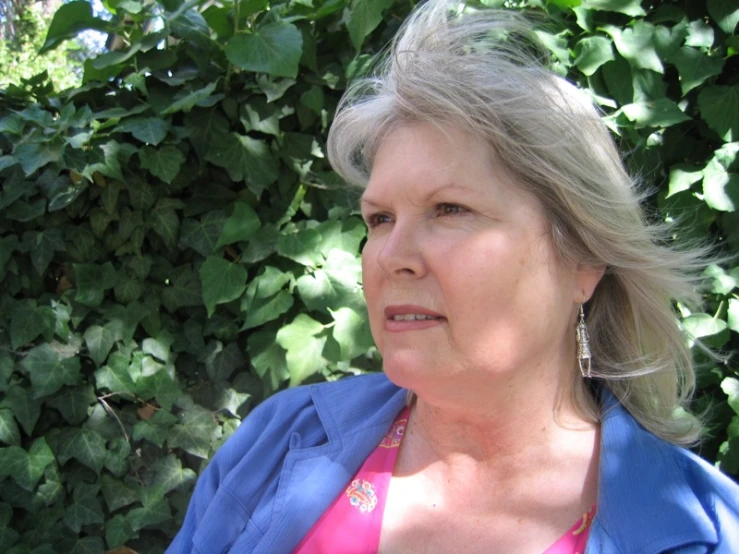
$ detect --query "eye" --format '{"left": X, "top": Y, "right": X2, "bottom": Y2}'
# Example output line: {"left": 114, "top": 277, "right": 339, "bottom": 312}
{"left": 435, "top": 203, "right": 468, "bottom": 217}
{"left": 364, "top": 212, "right": 393, "bottom": 228}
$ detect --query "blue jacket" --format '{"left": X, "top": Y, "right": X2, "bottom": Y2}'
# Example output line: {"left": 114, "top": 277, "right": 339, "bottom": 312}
{"left": 167, "top": 373, "right": 739, "bottom": 554}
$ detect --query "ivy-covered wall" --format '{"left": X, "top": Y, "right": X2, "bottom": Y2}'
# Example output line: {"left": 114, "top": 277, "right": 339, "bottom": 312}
{"left": 0, "top": 0, "right": 737, "bottom": 552}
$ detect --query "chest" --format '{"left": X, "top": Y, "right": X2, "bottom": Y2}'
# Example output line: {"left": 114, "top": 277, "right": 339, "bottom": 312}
{"left": 378, "top": 473, "right": 593, "bottom": 554}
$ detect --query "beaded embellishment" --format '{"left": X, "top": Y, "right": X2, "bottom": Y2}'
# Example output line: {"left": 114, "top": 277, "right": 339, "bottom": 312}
{"left": 379, "top": 417, "right": 407, "bottom": 448}
{"left": 346, "top": 479, "right": 378, "bottom": 513}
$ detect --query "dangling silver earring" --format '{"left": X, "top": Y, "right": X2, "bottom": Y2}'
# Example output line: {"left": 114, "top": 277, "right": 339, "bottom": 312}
{"left": 576, "top": 305, "right": 592, "bottom": 378}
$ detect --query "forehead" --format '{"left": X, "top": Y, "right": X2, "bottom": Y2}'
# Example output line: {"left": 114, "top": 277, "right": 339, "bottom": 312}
{"left": 362, "top": 123, "right": 523, "bottom": 204}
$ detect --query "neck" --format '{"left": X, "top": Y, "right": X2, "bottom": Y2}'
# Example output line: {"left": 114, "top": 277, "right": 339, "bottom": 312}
{"left": 405, "top": 362, "right": 596, "bottom": 465}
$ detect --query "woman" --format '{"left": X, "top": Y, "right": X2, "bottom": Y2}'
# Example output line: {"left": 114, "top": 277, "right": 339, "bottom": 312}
{"left": 168, "top": 2, "right": 739, "bottom": 553}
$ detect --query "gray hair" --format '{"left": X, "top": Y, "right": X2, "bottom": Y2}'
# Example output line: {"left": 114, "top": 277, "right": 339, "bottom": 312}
{"left": 327, "top": 0, "right": 708, "bottom": 445}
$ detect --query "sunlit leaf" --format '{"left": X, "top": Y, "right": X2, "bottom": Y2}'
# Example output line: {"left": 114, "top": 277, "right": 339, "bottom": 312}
{"left": 226, "top": 22, "right": 303, "bottom": 78}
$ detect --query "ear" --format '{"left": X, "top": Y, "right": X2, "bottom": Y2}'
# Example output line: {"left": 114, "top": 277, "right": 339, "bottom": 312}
{"left": 574, "top": 265, "right": 606, "bottom": 303}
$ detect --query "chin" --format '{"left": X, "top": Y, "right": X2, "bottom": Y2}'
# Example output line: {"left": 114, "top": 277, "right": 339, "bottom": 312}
{"left": 381, "top": 354, "right": 431, "bottom": 390}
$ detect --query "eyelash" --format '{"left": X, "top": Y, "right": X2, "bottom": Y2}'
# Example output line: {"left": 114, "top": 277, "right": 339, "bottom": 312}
{"left": 364, "top": 203, "right": 469, "bottom": 228}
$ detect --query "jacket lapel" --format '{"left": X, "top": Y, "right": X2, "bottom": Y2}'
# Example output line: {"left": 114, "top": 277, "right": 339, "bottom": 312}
{"left": 251, "top": 374, "right": 406, "bottom": 554}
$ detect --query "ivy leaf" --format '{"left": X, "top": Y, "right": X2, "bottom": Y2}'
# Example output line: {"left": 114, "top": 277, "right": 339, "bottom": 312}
{"left": 721, "top": 377, "right": 739, "bottom": 416}
{"left": 241, "top": 290, "right": 294, "bottom": 330}
{"left": 201, "top": 341, "right": 244, "bottom": 381}
{"left": 21, "top": 343, "right": 81, "bottom": 398}
{"left": 0, "top": 410, "right": 21, "bottom": 446}
{"left": 573, "top": 36, "right": 614, "bottom": 76}
{"left": 151, "top": 454, "right": 196, "bottom": 494}
{"left": 685, "top": 20, "right": 714, "bottom": 49}
{"left": 225, "top": 22, "right": 303, "bottom": 78}
{"left": 667, "top": 47, "right": 724, "bottom": 95}
{"left": 215, "top": 201, "right": 261, "bottom": 248}
{"left": 113, "top": 117, "right": 170, "bottom": 145}
{"left": 100, "top": 473, "right": 139, "bottom": 513}
{"left": 276, "top": 314, "right": 327, "bottom": 386}
{"left": 708, "top": 0, "right": 739, "bottom": 35}
{"left": 84, "top": 322, "right": 122, "bottom": 366}
{"left": 127, "top": 495, "right": 172, "bottom": 531}
{"left": 162, "top": 81, "right": 219, "bottom": 114}
{"left": 126, "top": 175, "right": 157, "bottom": 210}
{"left": 683, "top": 313, "right": 728, "bottom": 348}
{"left": 73, "top": 262, "right": 117, "bottom": 307}
{"left": 698, "top": 85, "right": 739, "bottom": 142}
{"left": 728, "top": 298, "right": 739, "bottom": 333}
{"left": 329, "top": 306, "right": 374, "bottom": 360}
{"left": 162, "top": 267, "right": 202, "bottom": 312}
{"left": 179, "top": 211, "right": 227, "bottom": 257}
{"left": 21, "top": 229, "right": 65, "bottom": 275}
{"left": 296, "top": 250, "right": 363, "bottom": 313}
{"left": 95, "top": 355, "right": 136, "bottom": 394}
{"left": 46, "top": 386, "right": 96, "bottom": 425}
{"left": 0, "top": 386, "right": 42, "bottom": 436}
{"left": 582, "top": 0, "right": 645, "bottom": 16}
{"left": 205, "top": 133, "right": 277, "bottom": 196}
{"left": 63, "top": 483, "right": 104, "bottom": 533}
{"left": 276, "top": 227, "right": 322, "bottom": 266}
{"left": 667, "top": 165, "right": 702, "bottom": 198}
{"left": 135, "top": 370, "right": 181, "bottom": 411}
{"left": 167, "top": 405, "right": 219, "bottom": 458}
{"left": 105, "top": 513, "right": 136, "bottom": 550}
{"left": 5, "top": 198, "right": 46, "bottom": 222}
{"left": 0, "top": 438, "right": 55, "bottom": 491}
{"left": 139, "top": 145, "right": 185, "bottom": 184}
{"left": 133, "top": 410, "right": 176, "bottom": 448}
{"left": 13, "top": 141, "right": 65, "bottom": 176}
{"left": 57, "top": 427, "right": 107, "bottom": 474}
{"left": 703, "top": 157, "right": 739, "bottom": 212}
{"left": 346, "top": 0, "right": 393, "bottom": 50}
{"left": 606, "top": 22, "right": 663, "bottom": 73}
{"left": 200, "top": 256, "right": 248, "bottom": 317}
{"left": 10, "top": 299, "right": 55, "bottom": 349}
{"left": 248, "top": 328, "right": 289, "bottom": 390}
{"left": 621, "top": 99, "right": 690, "bottom": 129}
{"left": 40, "top": 0, "right": 110, "bottom": 53}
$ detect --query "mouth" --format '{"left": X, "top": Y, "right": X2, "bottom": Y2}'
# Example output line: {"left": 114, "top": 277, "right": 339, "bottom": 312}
{"left": 384, "top": 305, "right": 446, "bottom": 324}
{"left": 389, "top": 314, "right": 443, "bottom": 321}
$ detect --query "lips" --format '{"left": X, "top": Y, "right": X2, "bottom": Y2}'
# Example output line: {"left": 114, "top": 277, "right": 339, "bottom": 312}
{"left": 383, "top": 305, "right": 445, "bottom": 331}
{"left": 384, "top": 305, "right": 445, "bottom": 320}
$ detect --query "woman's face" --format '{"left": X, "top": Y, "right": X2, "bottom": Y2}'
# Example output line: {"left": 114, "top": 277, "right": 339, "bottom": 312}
{"left": 360, "top": 123, "right": 601, "bottom": 400}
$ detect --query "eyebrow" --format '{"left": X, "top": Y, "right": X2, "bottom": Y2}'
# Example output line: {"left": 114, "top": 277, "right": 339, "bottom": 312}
{"left": 360, "top": 182, "right": 473, "bottom": 208}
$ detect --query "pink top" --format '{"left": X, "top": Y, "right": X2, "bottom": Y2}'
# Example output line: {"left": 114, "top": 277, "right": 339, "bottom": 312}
{"left": 295, "top": 407, "right": 595, "bottom": 554}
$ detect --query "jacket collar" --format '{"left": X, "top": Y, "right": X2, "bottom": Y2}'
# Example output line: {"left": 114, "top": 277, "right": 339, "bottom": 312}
{"left": 252, "top": 374, "right": 406, "bottom": 553}
{"left": 590, "top": 390, "right": 717, "bottom": 553}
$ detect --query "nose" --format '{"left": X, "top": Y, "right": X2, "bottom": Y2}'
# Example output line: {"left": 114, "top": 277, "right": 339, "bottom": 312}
{"left": 375, "top": 220, "right": 427, "bottom": 279}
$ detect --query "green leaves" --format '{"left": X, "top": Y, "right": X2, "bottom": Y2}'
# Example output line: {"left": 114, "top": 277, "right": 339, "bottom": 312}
{"left": 574, "top": 36, "right": 614, "bottom": 76}
{"left": 699, "top": 86, "right": 739, "bottom": 142}
{"left": 346, "top": 0, "right": 394, "bottom": 50}
{"left": 21, "top": 344, "right": 81, "bottom": 398}
{"left": 204, "top": 133, "right": 277, "bottom": 195}
{"left": 226, "top": 22, "right": 303, "bottom": 78}
{"left": 139, "top": 145, "right": 185, "bottom": 184}
{"left": 0, "top": 438, "right": 55, "bottom": 491}
{"left": 216, "top": 201, "right": 261, "bottom": 248}
{"left": 41, "top": 0, "right": 110, "bottom": 53}
{"left": 199, "top": 256, "right": 248, "bottom": 317}
{"left": 276, "top": 314, "right": 328, "bottom": 386}
{"left": 606, "top": 22, "right": 662, "bottom": 73}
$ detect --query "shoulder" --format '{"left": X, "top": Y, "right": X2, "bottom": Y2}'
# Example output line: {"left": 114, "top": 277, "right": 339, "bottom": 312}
{"left": 211, "top": 372, "right": 402, "bottom": 472}
{"left": 598, "top": 398, "right": 739, "bottom": 551}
